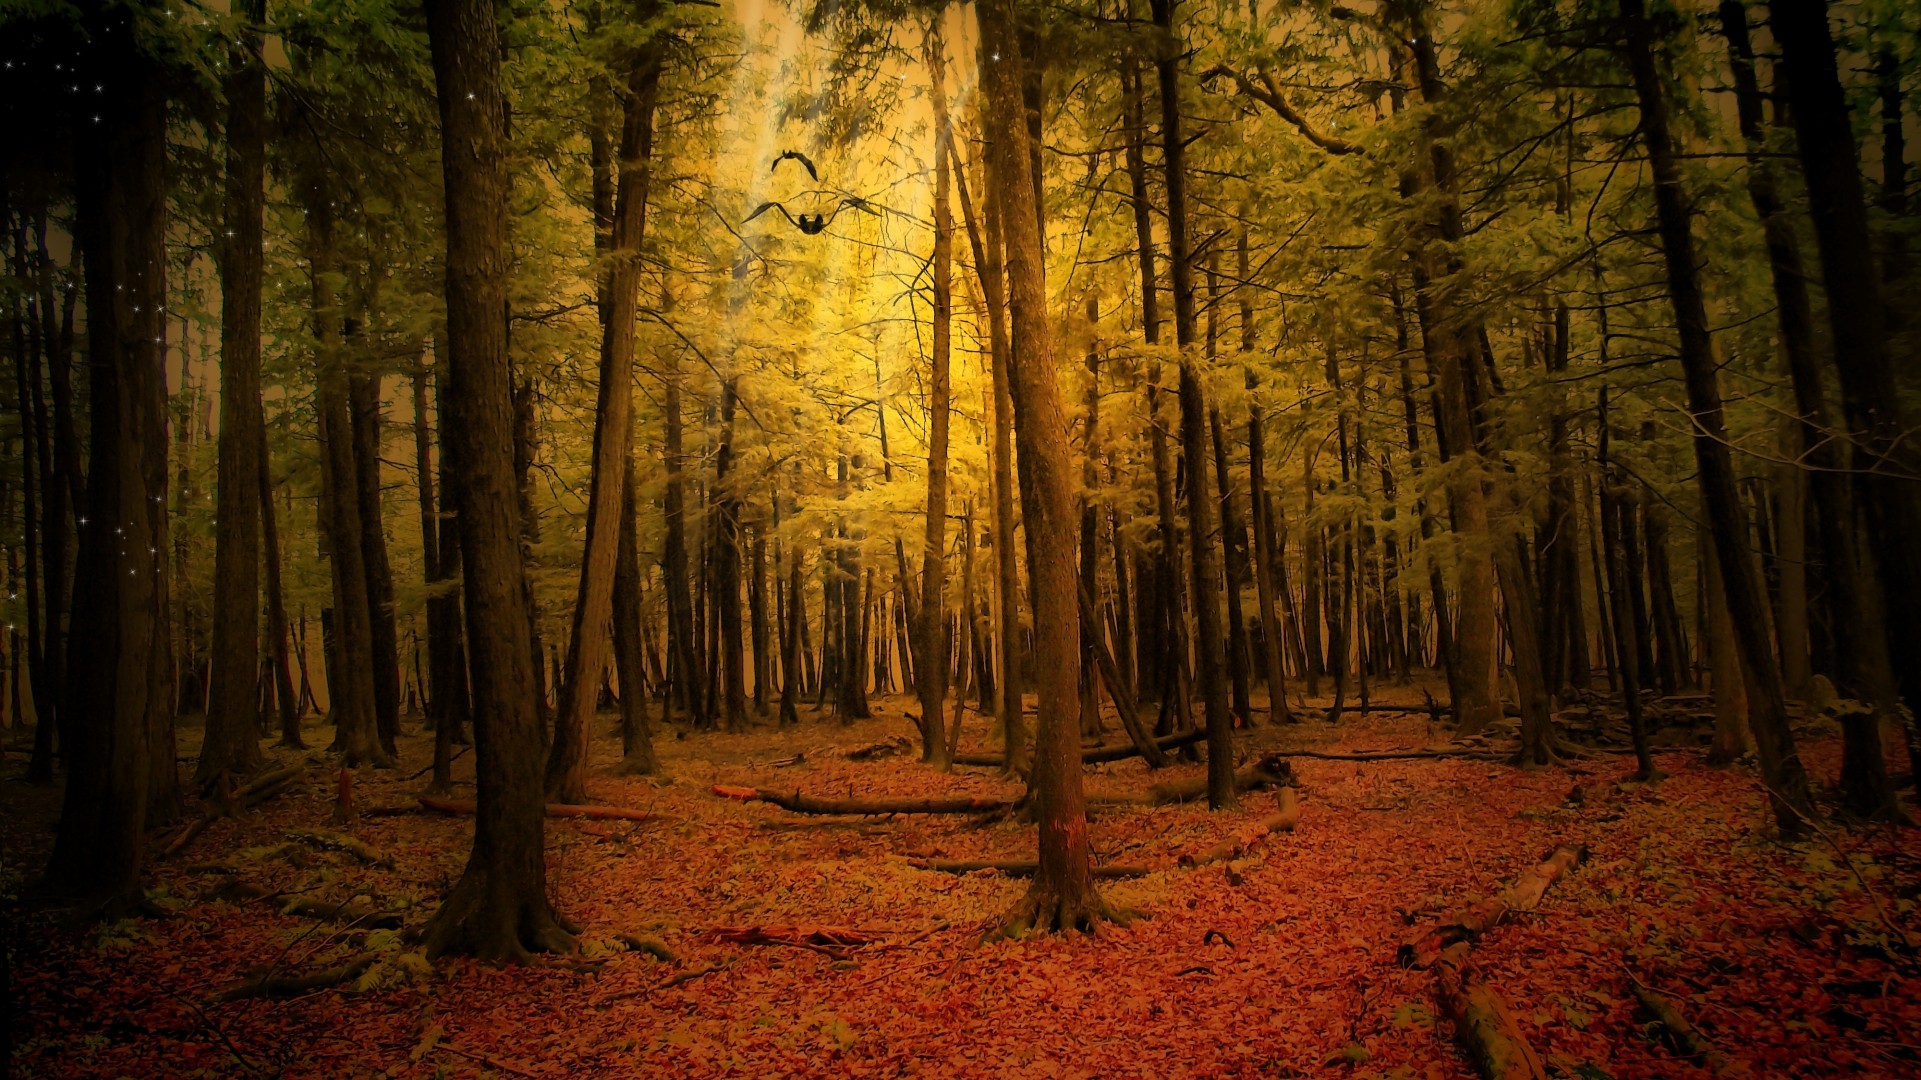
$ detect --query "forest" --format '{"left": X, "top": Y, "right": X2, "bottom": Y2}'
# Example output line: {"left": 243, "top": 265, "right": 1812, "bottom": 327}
{"left": 2, "top": 0, "right": 1919, "bottom": 1075}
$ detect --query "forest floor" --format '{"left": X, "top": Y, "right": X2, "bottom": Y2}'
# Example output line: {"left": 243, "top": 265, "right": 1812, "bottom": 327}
{"left": 5, "top": 690, "right": 1919, "bottom": 1078}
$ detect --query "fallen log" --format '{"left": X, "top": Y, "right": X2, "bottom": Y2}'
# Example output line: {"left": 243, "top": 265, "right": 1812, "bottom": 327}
{"left": 416, "top": 795, "right": 662, "bottom": 823}
{"left": 1274, "top": 747, "right": 1507, "bottom": 763}
{"left": 953, "top": 727, "right": 1205, "bottom": 769}
{"left": 907, "top": 858, "right": 1153, "bottom": 880}
{"left": 1127, "top": 755, "right": 1294, "bottom": 807}
{"left": 1628, "top": 977, "right": 1731, "bottom": 1074}
{"left": 160, "top": 765, "right": 305, "bottom": 860}
{"left": 1079, "top": 581, "right": 1168, "bottom": 767}
{"left": 1181, "top": 787, "right": 1300, "bottom": 868}
{"left": 1434, "top": 947, "right": 1549, "bottom": 1080}
{"left": 281, "top": 896, "right": 402, "bottom": 929}
{"left": 711, "top": 785, "right": 1014, "bottom": 816}
{"left": 1400, "top": 844, "right": 1586, "bottom": 968}
{"left": 286, "top": 828, "right": 393, "bottom": 867}
{"left": 704, "top": 925, "right": 878, "bottom": 959}
{"left": 216, "top": 952, "right": 377, "bottom": 1001}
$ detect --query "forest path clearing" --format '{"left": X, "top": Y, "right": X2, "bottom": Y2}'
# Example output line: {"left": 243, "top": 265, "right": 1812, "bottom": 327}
{"left": 6, "top": 698, "right": 1916, "bottom": 1078}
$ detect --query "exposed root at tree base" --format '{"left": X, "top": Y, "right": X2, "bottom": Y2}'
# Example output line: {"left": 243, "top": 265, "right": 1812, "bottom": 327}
{"left": 991, "top": 882, "right": 1135, "bottom": 940}
{"left": 423, "top": 870, "right": 578, "bottom": 964}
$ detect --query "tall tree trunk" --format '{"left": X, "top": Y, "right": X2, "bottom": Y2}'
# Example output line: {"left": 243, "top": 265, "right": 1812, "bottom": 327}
{"left": 613, "top": 458, "right": 655, "bottom": 773}
{"left": 661, "top": 336, "right": 701, "bottom": 723}
{"left": 1243, "top": 236, "right": 1290, "bottom": 723}
{"left": 1079, "top": 291, "right": 1105, "bottom": 739}
{"left": 1208, "top": 266, "right": 1254, "bottom": 725}
{"left": 306, "top": 197, "right": 388, "bottom": 769}
{"left": 951, "top": 122, "right": 1024, "bottom": 771}
{"left": 46, "top": 7, "right": 170, "bottom": 907}
{"left": 200, "top": 0, "right": 270, "bottom": 788}
{"left": 1153, "top": 0, "right": 1235, "bottom": 808}
{"left": 714, "top": 377, "right": 748, "bottom": 731}
{"left": 1623, "top": 0, "right": 1811, "bottom": 831}
{"left": 1121, "top": 58, "right": 1182, "bottom": 714}
{"left": 1761, "top": 0, "right": 1911, "bottom": 817}
{"left": 1699, "top": 525, "right": 1749, "bottom": 764}
{"left": 980, "top": 0, "right": 1117, "bottom": 933}
{"left": 350, "top": 373, "right": 401, "bottom": 757}
{"left": 919, "top": 20, "right": 954, "bottom": 767}
{"left": 423, "top": 0, "right": 574, "bottom": 959}
{"left": 259, "top": 416, "right": 301, "bottom": 746}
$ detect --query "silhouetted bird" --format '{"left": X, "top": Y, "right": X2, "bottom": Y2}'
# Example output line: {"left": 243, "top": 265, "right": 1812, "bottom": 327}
{"left": 743, "top": 197, "right": 878, "bottom": 235}
{"left": 770, "top": 149, "right": 819, "bottom": 181}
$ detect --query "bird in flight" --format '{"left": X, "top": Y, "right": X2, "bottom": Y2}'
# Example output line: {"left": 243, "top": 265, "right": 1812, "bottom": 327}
{"left": 743, "top": 197, "right": 878, "bottom": 235}
{"left": 770, "top": 149, "right": 819, "bottom": 181}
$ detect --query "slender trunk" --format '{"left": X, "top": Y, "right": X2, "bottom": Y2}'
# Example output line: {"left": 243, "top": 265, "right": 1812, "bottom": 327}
{"left": 715, "top": 377, "right": 747, "bottom": 730}
{"left": 919, "top": 20, "right": 954, "bottom": 766}
{"left": 613, "top": 457, "right": 655, "bottom": 773}
{"left": 350, "top": 373, "right": 401, "bottom": 757}
{"left": 548, "top": 39, "right": 660, "bottom": 798}
{"left": 1153, "top": 0, "right": 1235, "bottom": 808}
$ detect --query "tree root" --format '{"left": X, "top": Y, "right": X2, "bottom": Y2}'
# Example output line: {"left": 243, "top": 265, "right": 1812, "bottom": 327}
{"left": 422, "top": 865, "right": 577, "bottom": 963}
{"left": 992, "top": 881, "right": 1134, "bottom": 939}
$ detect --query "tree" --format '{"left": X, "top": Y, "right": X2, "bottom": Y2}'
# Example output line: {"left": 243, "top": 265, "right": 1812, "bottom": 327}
{"left": 423, "top": 0, "right": 575, "bottom": 961}
{"left": 198, "top": 0, "right": 270, "bottom": 790}
{"left": 918, "top": 16, "right": 954, "bottom": 768}
{"left": 548, "top": 11, "right": 664, "bottom": 802}
{"left": 980, "top": 0, "right": 1120, "bottom": 935}
{"left": 45, "top": 0, "right": 172, "bottom": 910}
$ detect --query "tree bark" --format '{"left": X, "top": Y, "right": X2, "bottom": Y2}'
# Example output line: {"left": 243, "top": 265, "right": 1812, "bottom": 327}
{"left": 46, "top": 6, "right": 170, "bottom": 908}
{"left": 918, "top": 21, "right": 954, "bottom": 767}
{"left": 1622, "top": 0, "right": 1811, "bottom": 830}
{"left": 548, "top": 35, "right": 660, "bottom": 799}
{"left": 200, "top": 0, "right": 271, "bottom": 789}
{"left": 423, "top": 0, "right": 574, "bottom": 960}
{"left": 980, "top": 0, "right": 1117, "bottom": 934}
{"left": 1153, "top": 0, "right": 1236, "bottom": 810}
{"left": 349, "top": 373, "right": 401, "bottom": 757}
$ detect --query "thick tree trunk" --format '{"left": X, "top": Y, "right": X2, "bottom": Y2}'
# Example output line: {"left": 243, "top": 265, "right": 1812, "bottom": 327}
{"left": 1623, "top": 0, "right": 1811, "bottom": 830}
{"left": 199, "top": 0, "right": 270, "bottom": 789}
{"left": 423, "top": 0, "right": 574, "bottom": 960}
{"left": 46, "top": 8, "right": 170, "bottom": 908}
{"left": 1154, "top": 0, "right": 1236, "bottom": 809}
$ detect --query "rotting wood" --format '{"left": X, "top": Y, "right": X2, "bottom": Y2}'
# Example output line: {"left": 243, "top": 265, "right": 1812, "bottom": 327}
{"left": 952, "top": 726, "right": 1205, "bottom": 768}
{"left": 906, "top": 858, "right": 1153, "bottom": 879}
{"left": 711, "top": 785, "right": 1015, "bottom": 815}
{"left": 160, "top": 765, "right": 305, "bottom": 860}
{"left": 1400, "top": 844, "right": 1587, "bottom": 968}
{"left": 215, "top": 952, "right": 377, "bottom": 1001}
{"left": 1181, "top": 787, "right": 1300, "bottom": 867}
{"left": 1628, "top": 972, "right": 1733, "bottom": 1074}
{"left": 415, "top": 795, "right": 665, "bottom": 823}
{"left": 286, "top": 828, "right": 392, "bottom": 867}
{"left": 1434, "top": 946, "right": 1549, "bottom": 1080}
